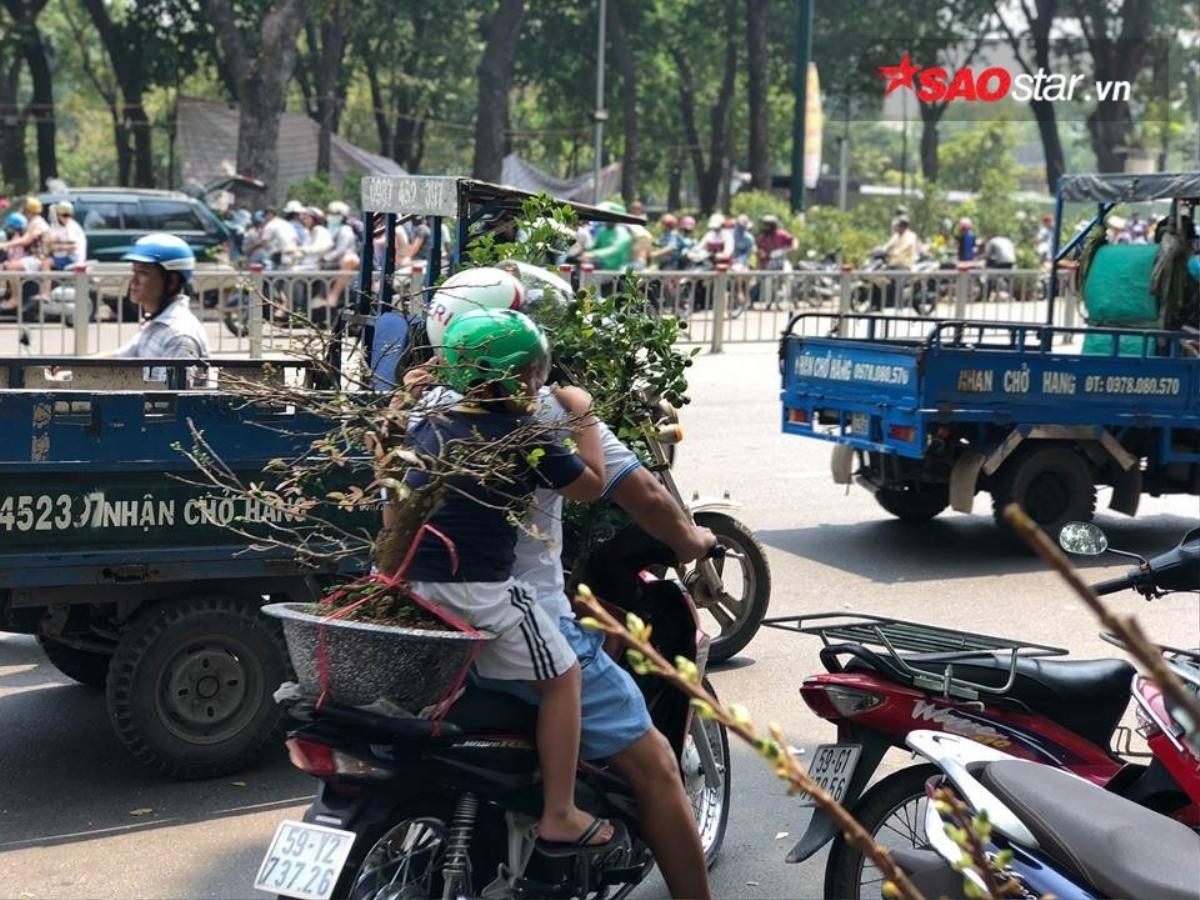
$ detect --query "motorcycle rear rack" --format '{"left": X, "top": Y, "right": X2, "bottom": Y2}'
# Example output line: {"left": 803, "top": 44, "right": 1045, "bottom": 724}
{"left": 763, "top": 612, "right": 1068, "bottom": 700}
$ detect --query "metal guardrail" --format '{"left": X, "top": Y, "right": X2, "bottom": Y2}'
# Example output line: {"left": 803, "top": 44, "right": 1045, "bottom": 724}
{"left": 2, "top": 265, "right": 1076, "bottom": 358}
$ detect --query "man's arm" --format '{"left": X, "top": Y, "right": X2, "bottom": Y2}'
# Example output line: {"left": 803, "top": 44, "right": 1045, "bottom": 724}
{"left": 610, "top": 466, "right": 715, "bottom": 564}
{"left": 549, "top": 385, "right": 606, "bottom": 501}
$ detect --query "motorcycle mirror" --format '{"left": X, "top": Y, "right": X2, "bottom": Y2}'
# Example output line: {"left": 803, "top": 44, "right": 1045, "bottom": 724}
{"left": 1059, "top": 521, "right": 1108, "bottom": 556}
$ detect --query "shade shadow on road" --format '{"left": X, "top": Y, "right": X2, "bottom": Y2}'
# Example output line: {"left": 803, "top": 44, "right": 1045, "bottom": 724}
{"left": 757, "top": 511, "right": 1198, "bottom": 584}
{"left": 0, "top": 635, "right": 311, "bottom": 852}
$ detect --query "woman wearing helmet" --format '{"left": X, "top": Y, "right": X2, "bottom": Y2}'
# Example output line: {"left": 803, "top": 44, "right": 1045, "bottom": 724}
{"left": 0, "top": 197, "right": 50, "bottom": 273}
{"left": 111, "top": 233, "right": 209, "bottom": 363}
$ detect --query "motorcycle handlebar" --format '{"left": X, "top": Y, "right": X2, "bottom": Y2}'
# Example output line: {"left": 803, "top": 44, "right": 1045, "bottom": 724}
{"left": 1091, "top": 573, "right": 1135, "bottom": 596}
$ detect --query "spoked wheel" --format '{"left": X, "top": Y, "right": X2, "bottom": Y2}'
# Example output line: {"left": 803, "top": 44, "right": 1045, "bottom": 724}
{"left": 849, "top": 283, "right": 874, "bottom": 312}
{"left": 685, "top": 513, "right": 771, "bottom": 663}
{"left": 345, "top": 817, "right": 449, "bottom": 900}
{"left": 683, "top": 679, "right": 731, "bottom": 868}
{"left": 824, "top": 764, "right": 937, "bottom": 900}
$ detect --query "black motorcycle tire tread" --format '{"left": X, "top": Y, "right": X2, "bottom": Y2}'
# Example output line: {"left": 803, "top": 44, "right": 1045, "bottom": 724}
{"left": 326, "top": 797, "right": 456, "bottom": 900}
{"left": 38, "top": 636, "right": 111, "bottom": 688}
{"left": 850, "top": 286, "right": 873, "bottom": 313}
{"left": 106, "top": 594, "right": 289, "bottom": 780}
{"left": 694, "top": 513, "right": 771, "bottom": 663}
{"left": 699, "top": 677, "right": 732, "bottom": 869}
{"left": 873, "top": 485, "right": 949, "bottom": 522}
{"left": 990, "top": 444, "right": 1096, "bottom": 540}
{"left": 825, "top": 764, "right": 940, "bottom": 900}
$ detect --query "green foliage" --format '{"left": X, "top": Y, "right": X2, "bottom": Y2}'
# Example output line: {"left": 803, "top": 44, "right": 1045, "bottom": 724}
{"left": 286, "top": 174, "right": 338, "bottom": 208}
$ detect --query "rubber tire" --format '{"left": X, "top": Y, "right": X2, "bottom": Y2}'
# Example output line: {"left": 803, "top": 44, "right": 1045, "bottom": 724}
{"left": 850, "top": 284, "right": 874, "bottom": 312}
{"left": 326, "top": 798, "right": 454, "bottom": 900}
{"left": 693, "top": 512, "right": 771, "bottom": 663}
{"left": 912, "top": 283, "right": 937, "bottom": 316}
{"left": 106, "top": 595, "right": 289, "bottom": 780}
{"left": 991, "top": 445, "right": 1096, "bottom": 541}
{"left": 38, "top": 637, "right": 111, "bottom": 688}
{"left": 696, "top": 678, "right": 732, "bottom": 869}
{"left": 873, "top": 484, "right": 949, "bottom": 522}
{"left": 824, "top": 764, "right": 939, "bottom": 900}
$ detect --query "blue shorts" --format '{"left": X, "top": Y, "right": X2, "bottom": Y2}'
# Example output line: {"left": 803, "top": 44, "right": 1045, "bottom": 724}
{"left": 473, "top": 616, "right": 653, "bottom": 760}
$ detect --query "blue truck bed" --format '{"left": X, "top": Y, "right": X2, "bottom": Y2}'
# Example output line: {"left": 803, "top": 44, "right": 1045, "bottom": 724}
{"left": 780, "top": 316, "right": 1200, "bottom": 463}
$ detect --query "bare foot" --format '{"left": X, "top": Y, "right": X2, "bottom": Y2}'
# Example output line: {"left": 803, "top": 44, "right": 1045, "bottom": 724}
{"left": 538, "top": 810, "right": 615, "bottom": 846}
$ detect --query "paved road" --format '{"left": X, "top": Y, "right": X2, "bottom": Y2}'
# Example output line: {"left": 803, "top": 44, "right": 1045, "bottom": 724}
{"left": 2, "top": 342, "right": 1196, "bottom": 899}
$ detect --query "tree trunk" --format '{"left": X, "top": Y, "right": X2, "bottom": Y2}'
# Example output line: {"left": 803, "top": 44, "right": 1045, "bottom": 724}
{"left": 746, "top": 0, "right": 770, "bottom": 190}
{"left": 995, "top": 0, "right": 1064, "bottom": 193}
{"left": 1030, "top": 98, "right": 1064, "bottom": 192}
{"left": 205, "top": 0, "right": 312, "bottom": 205}
{"left": 667, "top": 159, "right": 682, "bottom": 210}
{"left": 471, "top": 0, "right": 525, "bottom": 182}
{"left": 918, "top": 102, "right": 942, "bottom": 182}
{"left": 314, "top": 17, "right": 345, "bottom": 175}
{"left": 608, "top": 0, "right": 637, "bottom": 205}
{"left": 5, "top": 0, "right": 57, "bottom": 187}
{"left": 361, "top": 36, "right": 394, "bottom": 158}
{"left": 0, "top": 54, "right": 30, "bottom": 192}
{"left": 1075, "top": 0, "right": 1152, "bottom": 174}
{"left": 699, "top": 5, "right": 739, "bottom": 214}
{"left": 126, "top": 101, "right": 155, "bottom": 187}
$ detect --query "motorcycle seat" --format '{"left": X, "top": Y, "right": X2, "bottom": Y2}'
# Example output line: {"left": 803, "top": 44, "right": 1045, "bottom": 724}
{"left": 444, "top": 684, "right": 539, "bottom": 737}
{"left": 978, "top": 758, "right": 1200, "bottom": 900}
{"left": 843, "top": 651, "right": 1133, "bottom": 747}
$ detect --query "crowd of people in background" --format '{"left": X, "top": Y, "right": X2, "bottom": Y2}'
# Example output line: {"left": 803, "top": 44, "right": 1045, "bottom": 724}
{"left": 0, "top": 196, "right": 90, "bottom": 315}
{"left": 569, "top": 204, "right": 799, "bottom": 275}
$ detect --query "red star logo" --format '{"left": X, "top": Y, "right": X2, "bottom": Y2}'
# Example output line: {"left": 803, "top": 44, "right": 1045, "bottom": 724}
{"left": 879, "top": 52, "right": 920, "bottom": 96}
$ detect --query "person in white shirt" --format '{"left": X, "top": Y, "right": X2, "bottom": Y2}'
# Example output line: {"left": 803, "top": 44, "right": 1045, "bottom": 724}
{"left": 44, "top": 200, "right": 87, "bottom": 270}
{"left": 321, "top": 200, "right": 361, "bottom": 316}
{"left": 882, "top": 216, "right": 920, "bottom": 269}
{"left": 296, "top": 207, "right": 332, "bottom": 270}
{"left": 260, "top": 207, "right": 300, "bottom": 269}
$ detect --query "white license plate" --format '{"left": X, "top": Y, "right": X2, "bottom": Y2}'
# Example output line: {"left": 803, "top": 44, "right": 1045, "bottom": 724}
{"left": 850, "top": 413, "right": 870, "bottom": 436}
{"left": 798, "top": 743, "right": 861, "bottom": 807}
{"left": 254, "top": 820, "right": 357, "bottom": 900}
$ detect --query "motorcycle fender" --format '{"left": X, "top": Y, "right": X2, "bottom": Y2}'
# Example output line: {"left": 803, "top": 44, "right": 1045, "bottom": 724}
{"left": 688, "top": 497, "right": 741, "bottom": 516}
{"left": 785, "top": 726, "right": 892, "bottom": 863}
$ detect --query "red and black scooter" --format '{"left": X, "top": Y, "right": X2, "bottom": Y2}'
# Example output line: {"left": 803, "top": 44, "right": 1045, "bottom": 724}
{"left": 765, "top": 522, "right": 1200, "bottom": 900}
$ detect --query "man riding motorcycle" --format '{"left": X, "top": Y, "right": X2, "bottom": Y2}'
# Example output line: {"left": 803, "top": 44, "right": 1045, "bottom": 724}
{"left": 412, "top": 266, "right": 717, "bottom": 899}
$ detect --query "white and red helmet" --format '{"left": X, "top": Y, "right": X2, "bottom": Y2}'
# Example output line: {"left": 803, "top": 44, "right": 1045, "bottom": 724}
{"left": 425, "top": 266, "right": 525, "bottom": 352}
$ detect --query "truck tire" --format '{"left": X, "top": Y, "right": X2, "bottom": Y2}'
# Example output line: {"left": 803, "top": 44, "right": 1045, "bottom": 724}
{"left": 106, "top": 594, "right": 289, "bottom": 780}
{"left": 38, "top": 637, "right": 111, "bottom": 688}
{"left": 991, "top": 445, "right": 1096, "bottom": 540}
{"left": 873, "top": 485, "right": 949, "bottom": 522}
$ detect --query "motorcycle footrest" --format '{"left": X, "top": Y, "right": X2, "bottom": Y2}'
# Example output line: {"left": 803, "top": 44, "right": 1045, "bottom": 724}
{"left": 601, "top": 865, "right": 647, "bottom": 885}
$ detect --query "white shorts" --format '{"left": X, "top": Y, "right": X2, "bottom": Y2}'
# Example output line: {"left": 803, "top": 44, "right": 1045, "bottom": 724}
{"left": 408, "top": 578, "right": 576, "bottom": 683}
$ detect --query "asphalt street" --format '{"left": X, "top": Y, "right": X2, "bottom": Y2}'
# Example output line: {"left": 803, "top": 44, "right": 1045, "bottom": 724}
{"left": 2, "top": 341, "right": 1197, "bottom": 899}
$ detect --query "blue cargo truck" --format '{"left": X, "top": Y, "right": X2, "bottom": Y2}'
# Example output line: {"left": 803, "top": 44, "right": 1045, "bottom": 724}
{"left": 779, "top": 172, "right": 1200, "bottom": 536}
{"left": 780, "top": 315, "right": 1199, "bottom": 534}
{"left": 0, "top": 357, "right": 355, "bottom": 779}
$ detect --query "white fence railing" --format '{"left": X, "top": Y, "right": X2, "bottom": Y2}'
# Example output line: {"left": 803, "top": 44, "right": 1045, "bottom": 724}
{"left": 1, "top": 265, "right": 1077, "bottom": 358}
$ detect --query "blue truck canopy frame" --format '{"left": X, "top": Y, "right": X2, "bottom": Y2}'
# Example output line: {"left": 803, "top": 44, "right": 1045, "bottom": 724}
{"left": 1047, "top": 171, "right": 1200, "bottom": 326}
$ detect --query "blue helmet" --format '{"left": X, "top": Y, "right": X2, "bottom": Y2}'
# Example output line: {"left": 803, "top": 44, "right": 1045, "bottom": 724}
{"left": 3, "top": 212, "right": 27, "bottom": 233}
{"left": 122, "top": 232, "right": 195, "bottom": 282}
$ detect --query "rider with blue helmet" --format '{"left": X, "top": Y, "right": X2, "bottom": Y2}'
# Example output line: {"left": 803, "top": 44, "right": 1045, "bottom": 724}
{"left": 113, "top": 233, "right": 210, "bottom": 363}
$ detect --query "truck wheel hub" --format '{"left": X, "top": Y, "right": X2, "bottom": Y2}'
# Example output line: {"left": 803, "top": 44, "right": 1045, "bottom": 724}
{"left": 160, "top": 644, "right": 253, "bottom": 739}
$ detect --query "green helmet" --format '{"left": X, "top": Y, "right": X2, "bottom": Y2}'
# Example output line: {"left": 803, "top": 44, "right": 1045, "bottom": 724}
{"left": 442, "top": 308, "right": 550, "bottom": 396}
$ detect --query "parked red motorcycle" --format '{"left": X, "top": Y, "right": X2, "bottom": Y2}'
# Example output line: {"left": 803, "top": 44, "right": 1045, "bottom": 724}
{"left": 766, "top": 521, "right": 1200, "bottom": 900}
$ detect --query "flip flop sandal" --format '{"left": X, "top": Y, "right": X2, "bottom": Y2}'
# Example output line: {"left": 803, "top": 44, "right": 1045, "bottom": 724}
{"left": 534, "top": 817, "right": 618, "bottom": 857}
